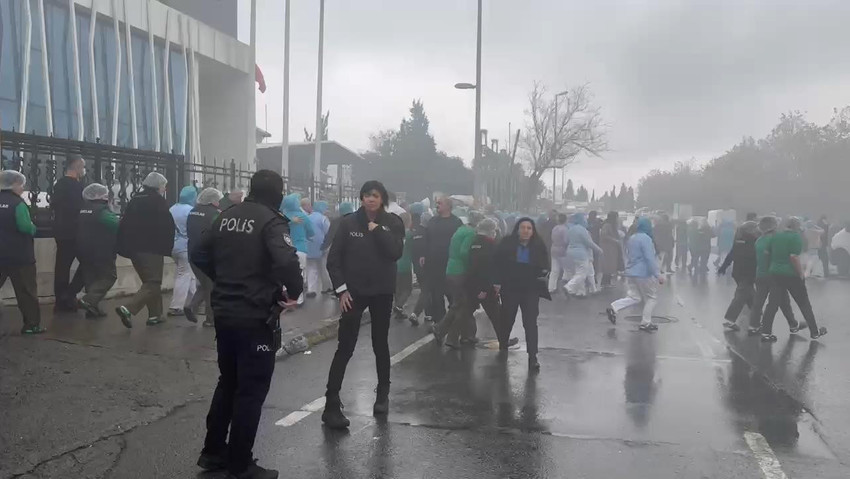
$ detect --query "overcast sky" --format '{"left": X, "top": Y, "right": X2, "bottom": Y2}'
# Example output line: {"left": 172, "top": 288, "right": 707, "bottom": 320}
{"left": 238, "top": 0, "right": 850, "bottom": 196}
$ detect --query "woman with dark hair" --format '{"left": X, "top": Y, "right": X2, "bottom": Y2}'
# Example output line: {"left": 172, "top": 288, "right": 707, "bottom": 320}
{"left": 493, "top": 217, "right": 551, "bottom": 372}
{"left": 600, "top": 211, "right": 622, "bottom": 286}
{"left": 322, "top": 180, "right": 405, "bottom": 429}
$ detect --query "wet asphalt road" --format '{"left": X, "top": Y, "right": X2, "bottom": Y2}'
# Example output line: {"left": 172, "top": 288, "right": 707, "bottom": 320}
{"left": 4, "top": 267, "right": 850, "bottom": 478}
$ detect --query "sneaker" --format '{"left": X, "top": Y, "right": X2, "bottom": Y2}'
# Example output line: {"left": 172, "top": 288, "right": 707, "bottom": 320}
{"left": 166, "top": 308, "right": 185, "bottom": 317}
{"left": 605, "top": 307, "right": 617, "bottom": 325}
{"left": 116, "top": 306, "right": 133, "bottom": 329}
{"left": 423, "top": 316, "right": 434, "bottom": 323}
{"left": 507, "top": 337, "right": 520, "bottom": 347}
{"left": 373, "top": 385, "right": 390, "bottom": 416}
{"left": 638, "top": 323, "right": 657, "bottom": 333}
{"left": 761, "top": 334, "right": 778, "bottom": 343}
{"left": 202, "top": 319, "right": 215, "bottom": 328}
{"left": 811, "top": 327, "right": 828, "bottom": 340}
{"left": 429, "top": 324, "right": 443, "bottom": 345}
{"left": 321, "top": 397, "right": 350, "bottom": 430}
{"left": 85, "top": 309, "right": 107, "bottom": 319}
{"left": 21, "top": 326, "right": 47, "bottom": 335}
{"left": 408, "top": 314, "right": 419, "bottom": 326}
{"left": 459, "top": 337, "right": 479, "bottom": 345}
{"left": 306, "top": 292, "right": 317, "bottom": 299}
{"left": 747, "top": 327, "right": 762, "bottom": 336}
{"left": 197, "top": 451, "right": 227, "bottom": 471}
{"left": 78, "top": 298, "right": 100, "bottom": 317}
{"left": 228, "top": 461, "right": 279, "bottom": 479}
{"left": 789, "top": 323, "right": 805, "bottom": 334}
{"left": 146, "top": 316, "right": 165, "bottom": 326}
{"left": 184, "top": 307, "right": 198, "bottom": 324}
{"left": 722, "top": 321, "right": 740, "bottom": 332}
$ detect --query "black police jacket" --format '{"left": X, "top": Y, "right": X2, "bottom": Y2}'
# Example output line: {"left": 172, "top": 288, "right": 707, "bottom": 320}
{"left": 0, "top": 190, "right": 35, "bottom": 266}
{"left": 191, "top": 197, "right": 304, "bottom": 326}
{"left": 410, "top": 222, "right": 427, "bottom": 275}
{"left": 327, "top": 207, "right": 405, "bottom": 297}
{"left": 186, "top": 203, "right": 220, "bottom": 255}
{"left": 77, "top": 200, "right": 117, "bottom": 263}
{"left": 51, "top": 176, "right": 84, "bottom": 241}
{"left": 466, "top": 234, "right": 497, "bottom": 295}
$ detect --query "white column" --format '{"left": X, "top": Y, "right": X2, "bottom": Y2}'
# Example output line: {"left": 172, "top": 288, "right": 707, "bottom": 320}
{"left": 19, "top": 0, "right": 33, "bottom": 131}
{"left": 37, "top": 0, "right": 54, "bottom": 136}
{"left": 191, "top": 24, "right": 201, "bottom": 165}
{"left": 123, "top": 0, "right": 138, "bottom": 148}
{"left": 281, "top": 0, "right": 291, "bottom": 176}
{"left": 68, "top": 0, "right": 84, "bottom": 140}
{"left": 162, "top": 9, "right": 173, "bottom": 153}
{"left": 147, "top": 0, "right": 160, "bottom": 150}
{"left": 88, "top": 0, "right": 100, "bottom": 140}
{"left": 313, "top": 0, "right": 325, "bottom": 200}
{"left": 178, "top": 14, "right": 189, "bottom": 155}
{"left": 110, "top": 0, "right": 121, "bottom": 145}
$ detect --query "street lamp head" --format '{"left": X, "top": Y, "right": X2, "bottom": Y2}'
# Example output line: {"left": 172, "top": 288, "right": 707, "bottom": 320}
{"left": 555, "top": 90, "right": 569, "bottom": 97}
{"left": 455, "top": 82, "right": 476, "bottom": 90}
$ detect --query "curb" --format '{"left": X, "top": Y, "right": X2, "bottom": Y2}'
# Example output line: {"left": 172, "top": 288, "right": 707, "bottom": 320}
{"left": 278, "top": 312, "right": 372, "bottom": 357}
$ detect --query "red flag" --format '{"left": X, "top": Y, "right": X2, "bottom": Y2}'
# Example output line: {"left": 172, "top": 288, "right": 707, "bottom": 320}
{"left": 255, "top": 64, "right": 267, "bottom": 93}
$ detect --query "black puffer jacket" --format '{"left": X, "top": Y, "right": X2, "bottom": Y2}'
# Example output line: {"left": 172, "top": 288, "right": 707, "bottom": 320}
{"left": 494, "top": 221, "right": 551, "bottom": 300}
{"left": 117, "top": 187, "right": 175, "bottom": 257}
{"left": 327, "top": 207, "right": 405, "bottom": 297}
{"left": 718, "top": 221, "right": 759, "bottom": 281}
{"left": 466, "top": 234, "right": 497, "bottom": 295}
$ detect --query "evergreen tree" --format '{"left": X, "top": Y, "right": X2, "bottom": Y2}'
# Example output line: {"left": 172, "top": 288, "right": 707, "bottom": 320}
{"left": 576, "top": 185, "right": 589, "bottom": 202}
{"left": 565, "top": 179, "right": 575, "bottom": 200}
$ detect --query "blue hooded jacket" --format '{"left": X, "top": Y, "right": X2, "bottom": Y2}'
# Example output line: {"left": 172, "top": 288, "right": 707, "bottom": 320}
{"left": 307, "top": 201, "right": 330, "bottom": 259}
{"left": 566, "top": 213, "right": 601, "bottom": 262}
{"left": 625, "top": 217, "right": 659, "bottom": 278}
{"left": 280, "top": 193, "right": 314, "bottom": 254}
{"left": 169, "top": 186, "right": 198, "bottom": 254}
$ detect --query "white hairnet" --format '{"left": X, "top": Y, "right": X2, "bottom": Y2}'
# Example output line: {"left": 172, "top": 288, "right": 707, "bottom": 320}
{"left": 142, "top": 171, "right": 168, "bottom": 189}
{"left": 197, "top": 187, "right": 223, "bottom": 205}
{"left": 0, "top": 170, "right": 26, "bottom": 190}
{"left": 82, "top": 183, "right": 109, "bottom": 201}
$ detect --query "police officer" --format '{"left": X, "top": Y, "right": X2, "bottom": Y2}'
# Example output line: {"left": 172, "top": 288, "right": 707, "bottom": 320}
{"left": 322, "top": 180, "right": 405, "bottom": 430}
{"left": 0, "top": 171, "right": 44, "bottom": 334}
{"left": 184, "top": 187, "right": 223, "bottom": 326}
{"left": 76, "top": 184, "right": 120, "bottom": 318}
{"left": 192, "top": 171, "right": 302, "bottom": 479}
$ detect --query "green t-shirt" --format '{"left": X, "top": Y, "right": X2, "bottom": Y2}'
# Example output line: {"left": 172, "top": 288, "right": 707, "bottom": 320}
{"left": 754, "top": 234, "right": 772, "bottom": 278}
{"left": 768, "top": 230, "right": 802, "bottom": 277}
{"left": 397, "top": 230, "right": 413, "bottom": 273}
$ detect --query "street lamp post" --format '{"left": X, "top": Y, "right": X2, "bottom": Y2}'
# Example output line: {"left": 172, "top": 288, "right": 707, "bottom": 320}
{"left": 281, "top": 0, "right": 291, "bottom": 178}
{"left": 313, "top": 0, "right": 325, "bottom": 202}
{"left": 455, "top": 0, "right": 483, "bottom": 202}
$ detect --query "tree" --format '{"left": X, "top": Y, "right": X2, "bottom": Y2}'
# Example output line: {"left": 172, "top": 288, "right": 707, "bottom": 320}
{"left": 565, "top": 179, "right": 575, "bottom": 200}
{"left": 304, "top": 111, "right": 330, "bottom": 142}
{"left": 520, "top": 82, "right": 607, "bottom": 207}
{"left": 591, "top": 189, "right": 596, "bottom": 203}
{"left": 610, "top": 185, "right": 618, "bottom": 211}
{"left": 576, "top": 185, "right": 589, "bottom": 202}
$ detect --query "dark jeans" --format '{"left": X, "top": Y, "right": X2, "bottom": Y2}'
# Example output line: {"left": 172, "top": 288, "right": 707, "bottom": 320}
{"left": 394, "top": 270, "right": 413, "bottom": 311}
{"left": 436, "top": 275, "right": 473, "bottom": 345}
{"left": 0, "top": 263, "right": 41, "bottom": 329}
{"left": 819, "top": 248, "right": 831, "bottom": 277}
{"left": 469, "top": 291, "right": 501, "bottom": 342}
{"left": 661, "top": 248, "right": 674, "bottom": 272}
{"left": 724, "top": 276, "right": 754, "bottom": 322}
{"left": 500, "top": 288, "right": 539, "bottom": 354}
{"left": 675, "top": 243, "right": 689, "bottom": 267}
{"left": 124, "top": 253, "right": 164, "bottom": 318}
{"left": 425, "top": 263, "right": 451, "bottom": 321}
{"left": 749, "top": 276, "right": 795, "bottom": 329}
{"left": 80, "top": 258, "right": 117, "bottom": 308}
{"left": 54, "top": 238, "right": 85, "bottom": 304}
{"left": 189, "top": 264, "right": 214, "bottom": 323}
{"left": 690, "top": 251, "right": 709, "bottom": 271}
{"left": 326, "top": 294, "right": 393, "bottom": 397}
{"left": 762, "top": 275, "right": 819, "bottom": 335}
{"left": 203, "top": 323, "right": 275, "bottom": 474}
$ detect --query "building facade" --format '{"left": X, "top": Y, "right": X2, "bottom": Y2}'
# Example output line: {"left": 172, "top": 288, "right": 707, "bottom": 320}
{"left": 0, "top": 0, "right": 254, "bottom": 169}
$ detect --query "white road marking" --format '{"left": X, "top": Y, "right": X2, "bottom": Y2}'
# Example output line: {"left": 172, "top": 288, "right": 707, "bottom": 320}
{"left": 274, "top": 334, "right": 434, "bottom": 427}
{"left": 744, "top": 431, "right": 789, "bottom": 479}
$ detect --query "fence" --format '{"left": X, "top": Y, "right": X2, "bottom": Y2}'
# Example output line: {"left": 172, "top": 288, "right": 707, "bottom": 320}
{"left": 0, "top": 130, "right": 359, "bottom": 235}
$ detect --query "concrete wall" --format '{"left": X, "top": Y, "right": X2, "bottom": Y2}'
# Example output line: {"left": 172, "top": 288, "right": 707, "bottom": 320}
{"left": 0, "top": 239, "right": 176, "bottom": 304}
{"left": 159, "top": 0, "right": 238, "bottom": 38}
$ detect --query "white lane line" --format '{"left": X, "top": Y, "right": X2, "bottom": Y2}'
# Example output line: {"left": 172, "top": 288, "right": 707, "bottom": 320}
{"left": 744, "top": 431, "right": 789, "bottom": 479}
{"left": 274, "top": 333, "right": 434, "bottom": 427}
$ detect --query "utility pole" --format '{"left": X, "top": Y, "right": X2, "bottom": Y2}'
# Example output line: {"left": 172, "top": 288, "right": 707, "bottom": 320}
{"left": 281, "top": 0, "right": 291, "bottom": 177}
{"left": 473, "top": 0, "right": 482, "bottom": 200}
{"left": 313, "top": 0, "right": 326, "bottom": 202}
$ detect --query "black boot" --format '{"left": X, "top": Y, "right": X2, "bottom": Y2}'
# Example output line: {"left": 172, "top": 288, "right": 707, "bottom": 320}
{"left": 322, "top": 395, "right": 350, "bottom": 429}
{"left": 373, "top": 385, "right": 390, "bottom": 416}
{"left": 229, "top": 461, "right": 279, "bottom": 479}
{"left": 528, "top": 353, "right": 540, "bottom": 372}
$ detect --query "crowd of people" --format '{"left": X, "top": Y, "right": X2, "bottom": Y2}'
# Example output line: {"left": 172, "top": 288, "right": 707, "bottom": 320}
{"left": 2, "top": 154, "right": 848, "bottom": 478}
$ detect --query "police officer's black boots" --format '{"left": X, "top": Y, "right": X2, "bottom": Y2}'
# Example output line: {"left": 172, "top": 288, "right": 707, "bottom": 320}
{"left": 322, "top": 395, "right": 350, "bottom": 429}
{"left": 373, "top": 384, "right": 390, "bottom": 415}
{"left": 229, "top": 461, "right": 279, "bottom": 479}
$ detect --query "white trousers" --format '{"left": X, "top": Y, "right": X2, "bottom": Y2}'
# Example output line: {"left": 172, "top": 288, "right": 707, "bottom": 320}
{"left": 548, "top": 256, "right": 567, "bottom": 292}
{"left": 803, "top": 249, "right": 823, "bottom": 278}
{"left": 297, "top": 252, "right": 307, "bottom": 304}
{"left": 169, "top": 251, "right": 197, "bottom": 310}
{"left": 611, "top": 277, "right": 658, "bottom": 326}
{"left": 565, "top": 258, "right": 597, "bottom": 296}
{"left": 306, "top": 255, "right": 331, "bottom": 294}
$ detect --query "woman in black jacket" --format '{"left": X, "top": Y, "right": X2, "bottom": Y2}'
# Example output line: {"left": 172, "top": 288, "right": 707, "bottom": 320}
{"left": 494, "top": 217, "right": 550, "bottom": 372}
{"left": 322, "top": 181, "right": 405, "bottom": 430}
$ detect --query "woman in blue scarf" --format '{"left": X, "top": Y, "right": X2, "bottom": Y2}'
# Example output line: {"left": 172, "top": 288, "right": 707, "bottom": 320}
{"left": 607, "top": 217, "right": 664, "bottom": 332}
{"left": 564, "top": 213, "right": 603, "bottom": 297}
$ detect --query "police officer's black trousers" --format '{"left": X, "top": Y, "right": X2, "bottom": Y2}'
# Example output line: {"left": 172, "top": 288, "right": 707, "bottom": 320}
{"left": 326, "top": 294, "right": 393, "bottom": 398}
{"left": 203, "top": 323, "right": 275, "bottom": 474}
{"left": 723, "top": 277, "right": 754, "bottom": 322}
{"left": 81, "top": 258, "right": 117, "bottom": 308}
{"left": 54, "top": 239, "right": 85, "bottom": 305}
